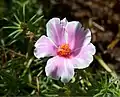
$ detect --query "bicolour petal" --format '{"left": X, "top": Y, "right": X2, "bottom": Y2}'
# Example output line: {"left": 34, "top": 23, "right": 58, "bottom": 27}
{"left": 66, "top": 21, "right": 91, "bottom": 51}
{"left": 45, "top": 56, "right": 63, "bottom": 80}
{"left": 61, "top": 18, "right": 68, "bottom": 27}
{"left": 45, "top": 56, "right": 74, "bottom": 83}
{"left": 46, "top": 18, "right": 65, "bottom": 46}
{"left": 66, "top": 21, "right": 80, "bottom": 48}
{"left": 34, "top": 35, "right": 57, "bottom": 58}
{"left": 72, "top": 43, "right": 96, "bottom": 69}
{"left": 60, "top": 59, "right": 74, "bottom": 83}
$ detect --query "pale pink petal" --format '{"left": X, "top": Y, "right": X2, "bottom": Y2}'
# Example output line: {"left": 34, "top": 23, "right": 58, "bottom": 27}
{"left": 66, "top": 22, "right": 91, "bottom": 51}
{"left": 34, "top": 35, "right": 57, "bottom": 58}
{"left": 60, "top": 59, "right": 74, "bottom": 83}
{"left": 72, "top": 43, "right": 96, "bottom": 69}
{"left": 46, "top": 18, "right": 65, "bottom": 46}
{"left": 45, "top": 56, "right": 74, "bottom": 83}
{"left": 61, "top": 18, "right": 68, "bottom": 27}
{"left": 71, "top": 55, "right": 93, "bottom": 69}
{"left": 45, "top": 56, "right": 63, "bottom": 80}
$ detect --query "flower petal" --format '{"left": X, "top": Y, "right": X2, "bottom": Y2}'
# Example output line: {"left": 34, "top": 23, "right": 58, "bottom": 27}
{"left": 72, "top": 43, "right": 96, "bottom": 69}
{"left": 46, "top": 18, "right": 65, "bottom": 46}
{"left": 60, "top": 59, "right": 74, "bottom": 83}
{"left": 34, "top": 35, "right": 57, "bottom": 58}
{"left": 45, "top": 56, "right": 74, "bottom": 83}
{"left": 61, "top": 18, "right": 68, "bottom": 27}
{"left": 45, "top": 56, "right": 63, "bottom": 80}
{"left": 66, "top": 21, "right": 91, "bottom": 51}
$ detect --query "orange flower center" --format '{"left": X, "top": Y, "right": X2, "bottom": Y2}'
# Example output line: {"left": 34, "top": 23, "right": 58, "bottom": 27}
{"left": 57, "top": 44, "right": 71, "bottom": 58}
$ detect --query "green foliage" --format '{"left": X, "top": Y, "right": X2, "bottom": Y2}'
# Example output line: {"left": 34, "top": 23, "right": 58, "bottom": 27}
{"left": 0, "top": 0, "right": 120, "bottom": 96}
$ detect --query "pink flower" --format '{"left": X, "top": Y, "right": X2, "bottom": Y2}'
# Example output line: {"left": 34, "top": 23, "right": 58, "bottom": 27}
{"left": 34, "top": 18, "right": 96, "bottom": 83}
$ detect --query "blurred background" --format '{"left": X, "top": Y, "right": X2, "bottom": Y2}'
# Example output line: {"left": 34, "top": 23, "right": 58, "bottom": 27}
{"left": 0, "top": 0, "right": 120, "bottom": 96}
